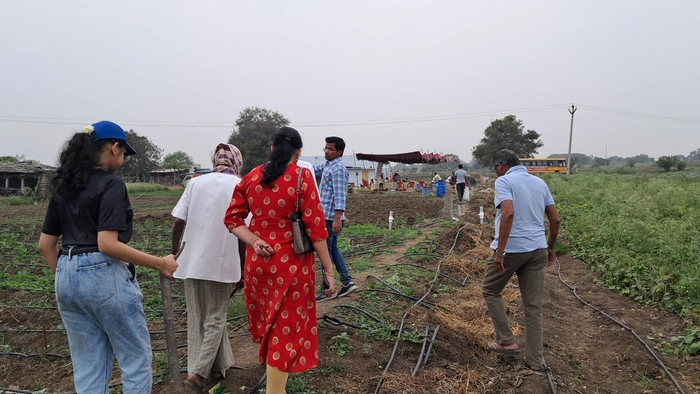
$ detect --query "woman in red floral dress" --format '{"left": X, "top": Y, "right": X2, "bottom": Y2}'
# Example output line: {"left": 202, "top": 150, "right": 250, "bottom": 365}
{"left": 224, "top": 127, "right": 336, "bottom": 394}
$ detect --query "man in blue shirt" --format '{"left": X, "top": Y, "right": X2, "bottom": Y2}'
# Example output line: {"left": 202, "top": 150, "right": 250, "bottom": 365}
{"left": 314, "top": 136, "right": 357, "bottom": 301}
{"left": 454, "top": 164, "right": 468, "bottom": 202}
{"left": 482, "top": 149, "right": 560, "bottom": 372}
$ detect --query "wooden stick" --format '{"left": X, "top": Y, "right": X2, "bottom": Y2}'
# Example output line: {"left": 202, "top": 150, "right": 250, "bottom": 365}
{"left": 160, "top": 242, "right": 185, "bottom": 393}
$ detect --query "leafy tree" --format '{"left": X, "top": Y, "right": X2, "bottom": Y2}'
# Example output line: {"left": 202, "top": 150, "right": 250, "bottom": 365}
{"left": 548, "top": 153, "right": 592, "bottom": 166}
{"left": 228, "top": 106, "right": 290, "bottom": 174}
{"left": 471, "top": 115, "right": 544, "bottom": 167}
{"left": 593, "top": 157, "right": 608, "bottom": 166}
{"left": 677, "top": 161, "right": 687, "bottom": 171}
{"left": 688, "top": 148, "right": 700, "bottom": 163}
{"left": 630, "top": 154, "right": 654, "bottom": 164}
{"left": 163, "top": 151, "right": 194, "bottom": 174}
{"left": 626, "top": 159, "right": 636, "bottom": 168}
{"left": 119, "top": 130, "right": 163, "bottom": 180}
{"left": 656, "top": 155, "right": 680, "bottom": 172}
{"left": 0, "top": 156, "right": 19, "bottom": 163}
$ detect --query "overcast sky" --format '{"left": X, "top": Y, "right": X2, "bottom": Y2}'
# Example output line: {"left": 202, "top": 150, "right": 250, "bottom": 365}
{"left": 1, "top": 1, "right": 698, "bottom": 168}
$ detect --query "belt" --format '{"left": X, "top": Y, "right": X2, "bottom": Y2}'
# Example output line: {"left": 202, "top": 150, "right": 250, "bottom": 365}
{"left": 60, "top": 246, "right": 100, "bottom": 258}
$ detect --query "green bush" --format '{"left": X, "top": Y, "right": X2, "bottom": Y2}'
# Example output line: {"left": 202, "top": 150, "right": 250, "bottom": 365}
{"left": 0, "top": 196, "right": 33, "bottom": 206}
{"left": 125, "top": 183, "right": 169, "bottom": 193}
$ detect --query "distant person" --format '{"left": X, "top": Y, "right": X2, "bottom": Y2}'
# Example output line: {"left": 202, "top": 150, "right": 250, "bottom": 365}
{"left": 171, "top": 143, "right": 245, "bottom": 391}
{"left": 394, "top": 172, "right": 401, "bottom": 183}
{"left": 38, "top": 121, "right": 179, "bottom": 393}
{"left": 224, "top": 127, "right": 336, "bottom": 394}
{"left": 297, "top": 159, "right": 319, "bottom": 194}
{"left": 432, "top": 172, "right": 442, "bottom": 183}
{"left": 379, "top": 173, "right": 385, "bottom": 190}
{"left": 468, "top": 174, "right": 477, "bottom": 188}
{"left": 454, "top": 164, "right": 468, "bottom": 202}
{"left": 314, "top": 136, "right": 358, "bottom": 300}
{"left": 482, "top": 149, "right": 560, "bottom": 372}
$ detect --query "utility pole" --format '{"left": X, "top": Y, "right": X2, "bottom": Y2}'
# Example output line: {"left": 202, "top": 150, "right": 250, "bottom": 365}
{"left": 567, "top": 104, "right": 577, "bottom": 179}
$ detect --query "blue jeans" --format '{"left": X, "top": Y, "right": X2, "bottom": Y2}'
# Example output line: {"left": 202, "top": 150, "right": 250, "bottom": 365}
{"left": 323, "top": 220, "right": 353, "bottom": 286}
{"left": 55, "top": 252, "right": 153, "bottom": 394}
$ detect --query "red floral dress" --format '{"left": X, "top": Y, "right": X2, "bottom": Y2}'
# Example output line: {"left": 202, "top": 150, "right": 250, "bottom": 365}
{"left": 224, "top": 164, "right": 328, "bottom": 372}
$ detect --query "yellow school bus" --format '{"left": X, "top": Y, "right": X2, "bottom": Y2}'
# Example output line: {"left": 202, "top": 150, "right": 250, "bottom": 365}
{"left": 520, "top": 158, "right": 567, "bottom": 174}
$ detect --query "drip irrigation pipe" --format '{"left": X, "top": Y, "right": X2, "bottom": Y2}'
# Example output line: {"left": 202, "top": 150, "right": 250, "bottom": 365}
{"left": 246, "top": 371, "right": 267, "bottom": 394}
{"left": 374, "top": 223, "right": 468, "bottom": 393}
{"left": 422, "top": 325, "right": 440, "bottom": 371}
{"left": 390, "top": 263, "right": 468, "bottom": 287}
{"left": 365, "top": 274, "right": 436, "bottom": 307}
{"left": 0, "top": 304, "right": 186, "bottom": 315}
{"left": 355, "top": 288, "right": 434, "bottom": 309}
{"left": 411, "top": 324, "right": 441, "bottom": 377}
{"left": 543, "top": 360, "right": 556, "bottom": 394}
{"left": 321, "top": 314, "right": 367, "bottom": 330}
{"left": 555, "top": 256, "right": 686, "bottom": 394}
{"left": 0, "top": 351, "right": 68, "bottom": 358}
{"left": 411, "top": 324, "right": 432, "bottom": 377}
{"left": 0, "top": 328, "right": 188, "bottom": 335}
{"left": 331, "top": 304, "right": 387, "bottom": 326}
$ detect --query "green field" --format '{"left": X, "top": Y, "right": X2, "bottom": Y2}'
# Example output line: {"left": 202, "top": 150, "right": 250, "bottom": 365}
{"left": 544, "top": 172, "right": 700, "bottom": 322}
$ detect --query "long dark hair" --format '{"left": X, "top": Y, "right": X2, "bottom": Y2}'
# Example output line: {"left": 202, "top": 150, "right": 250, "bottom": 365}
{"left": 261, "top": 127, "right": 303, "bottom": 188}
{"left": 52, "top": 133, "right": 125, "bottom": 198}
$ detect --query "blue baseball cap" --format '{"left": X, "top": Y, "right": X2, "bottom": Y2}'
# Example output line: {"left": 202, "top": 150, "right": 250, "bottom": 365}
{"left": 91, "top": 120, "right": 137, "bottom": 156}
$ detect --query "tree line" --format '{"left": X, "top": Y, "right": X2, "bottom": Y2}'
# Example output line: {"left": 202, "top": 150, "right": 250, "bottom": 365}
{"left": 5, "top": 109, "right": 698, "bottom": 176}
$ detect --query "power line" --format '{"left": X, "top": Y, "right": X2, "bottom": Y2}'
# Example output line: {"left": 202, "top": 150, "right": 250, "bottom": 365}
{"left": 577, "top": 104, "right": 700, "bottom": 126}
{"left": 0, "top": 103, "right": 698, "bottom": 128}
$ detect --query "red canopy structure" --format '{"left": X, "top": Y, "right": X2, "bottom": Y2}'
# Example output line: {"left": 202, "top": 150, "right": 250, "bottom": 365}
{"left": 355, "top": 151, "right": 451, "bottom": 164}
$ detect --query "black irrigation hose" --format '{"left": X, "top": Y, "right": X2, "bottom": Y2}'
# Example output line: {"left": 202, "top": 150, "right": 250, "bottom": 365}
{"left": 0, "top": 351, "right": 69, "bottom": 358}
{"left": 247, "top": 371, "right": 267, "bottom": 394}
{"left": 331, "top": 304, "right": 388, "bottom": 326}
{"left": 0, "top": 388, "right": 35, "bottom": 394}
{"left": 555, "top": 256, "right": 687, "bottom": 394}
{"left": 411, "top": 324, "right": 432, "bottom": 377}
{"left": 411, "top": 324, "right": 441, "bottom": 377}
{"left": 390, "top": 263, "right": 468, "bottom": 287}
{"left": 0, "top": 328, "right": 188, "bottom": 335}
{"left": 543, "top": 360, "right": 556, "bottom": 394}
{"left": 320, "top": 314, "right": 367, "bottom": 330}
{"left": 374, "top": 282, "right": 437, "bottom": 394}
{"left": 0, "top": 303, "right": 185, "bottom": 314}
{"left": 365, "top": 274, "right": 435, "bottom": 308}
{"left": 374, "top": 223, "right": 468, "bottom": 393}
{"left": 355, "top": 288, "right": 434, "bottom": 309}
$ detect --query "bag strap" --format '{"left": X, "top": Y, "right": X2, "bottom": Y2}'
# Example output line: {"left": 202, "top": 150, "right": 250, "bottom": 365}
{"left": 295, "top": 168, "right": 303, "bottom": 213}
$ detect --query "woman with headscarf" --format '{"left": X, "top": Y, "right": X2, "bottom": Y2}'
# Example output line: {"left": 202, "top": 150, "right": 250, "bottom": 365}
{"left": 171, "top": 143, "right": 246, "bottom": 391}
{"left": 224, "top": 127, "right": 336, "bottom": 394}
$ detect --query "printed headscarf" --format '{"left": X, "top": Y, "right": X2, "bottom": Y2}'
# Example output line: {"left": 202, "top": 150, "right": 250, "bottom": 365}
{"left": 212, "top": 143, "right": 243, "bottom": 176}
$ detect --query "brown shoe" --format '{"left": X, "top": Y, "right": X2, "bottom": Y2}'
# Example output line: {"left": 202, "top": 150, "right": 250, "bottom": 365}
{"left": 184, "top": 373, "right": 204, "bottom": 391}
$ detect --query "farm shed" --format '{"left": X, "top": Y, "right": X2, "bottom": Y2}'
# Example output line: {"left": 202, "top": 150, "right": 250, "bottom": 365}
{"left": 0, "top": 161, "right": 55, "bottom": 197}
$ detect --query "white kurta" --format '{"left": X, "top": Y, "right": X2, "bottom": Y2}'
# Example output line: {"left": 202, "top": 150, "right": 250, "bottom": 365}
{"left": 172, "top": 172, "right": 244, "bottom": 282}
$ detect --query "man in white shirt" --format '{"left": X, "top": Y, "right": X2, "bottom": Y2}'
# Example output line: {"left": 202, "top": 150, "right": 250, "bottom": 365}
{"left": 171, "top": 143, "right": 245, "bottom": 390}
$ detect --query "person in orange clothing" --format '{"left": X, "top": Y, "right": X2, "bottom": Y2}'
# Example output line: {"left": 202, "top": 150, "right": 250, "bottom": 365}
{"left": 224, "top": 127, "right": 336, "bottom": 394}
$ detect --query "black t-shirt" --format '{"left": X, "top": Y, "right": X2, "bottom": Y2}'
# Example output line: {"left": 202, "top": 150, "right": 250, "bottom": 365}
{"left": 42, "top": 170, "right": 133, "bottom": 246}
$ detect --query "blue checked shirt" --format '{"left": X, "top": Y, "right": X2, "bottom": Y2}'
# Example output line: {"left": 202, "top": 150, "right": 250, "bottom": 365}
{"left": 314, "top": 157, "right": 349, "bottom": 221}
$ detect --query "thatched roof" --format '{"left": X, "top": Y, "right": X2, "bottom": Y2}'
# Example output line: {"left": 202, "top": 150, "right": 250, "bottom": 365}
{"left": 0, "top": 161, "right": 56, "bottom": 174}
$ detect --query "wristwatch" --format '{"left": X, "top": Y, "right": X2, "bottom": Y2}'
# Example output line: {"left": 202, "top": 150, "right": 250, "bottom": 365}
{"left": 495, "top": 250, "right": 506, "bottom": 258}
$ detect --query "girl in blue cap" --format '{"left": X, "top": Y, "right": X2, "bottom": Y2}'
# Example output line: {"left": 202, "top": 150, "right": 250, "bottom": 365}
{"left": 38, "top": 121, "right": 179, "bottom": 394}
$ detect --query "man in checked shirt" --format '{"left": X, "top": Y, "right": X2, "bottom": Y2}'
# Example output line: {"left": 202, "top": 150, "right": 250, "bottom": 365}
{"left": 314, "top": 136, "right": 358, "bottom": 301}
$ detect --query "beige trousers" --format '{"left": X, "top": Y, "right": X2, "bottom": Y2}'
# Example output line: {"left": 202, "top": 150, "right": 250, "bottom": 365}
{"left": 481, "top": 248, "right": 547, "bottom": 367}
{"left": 185, "top": 279, "right": 234, "bottom": 377}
